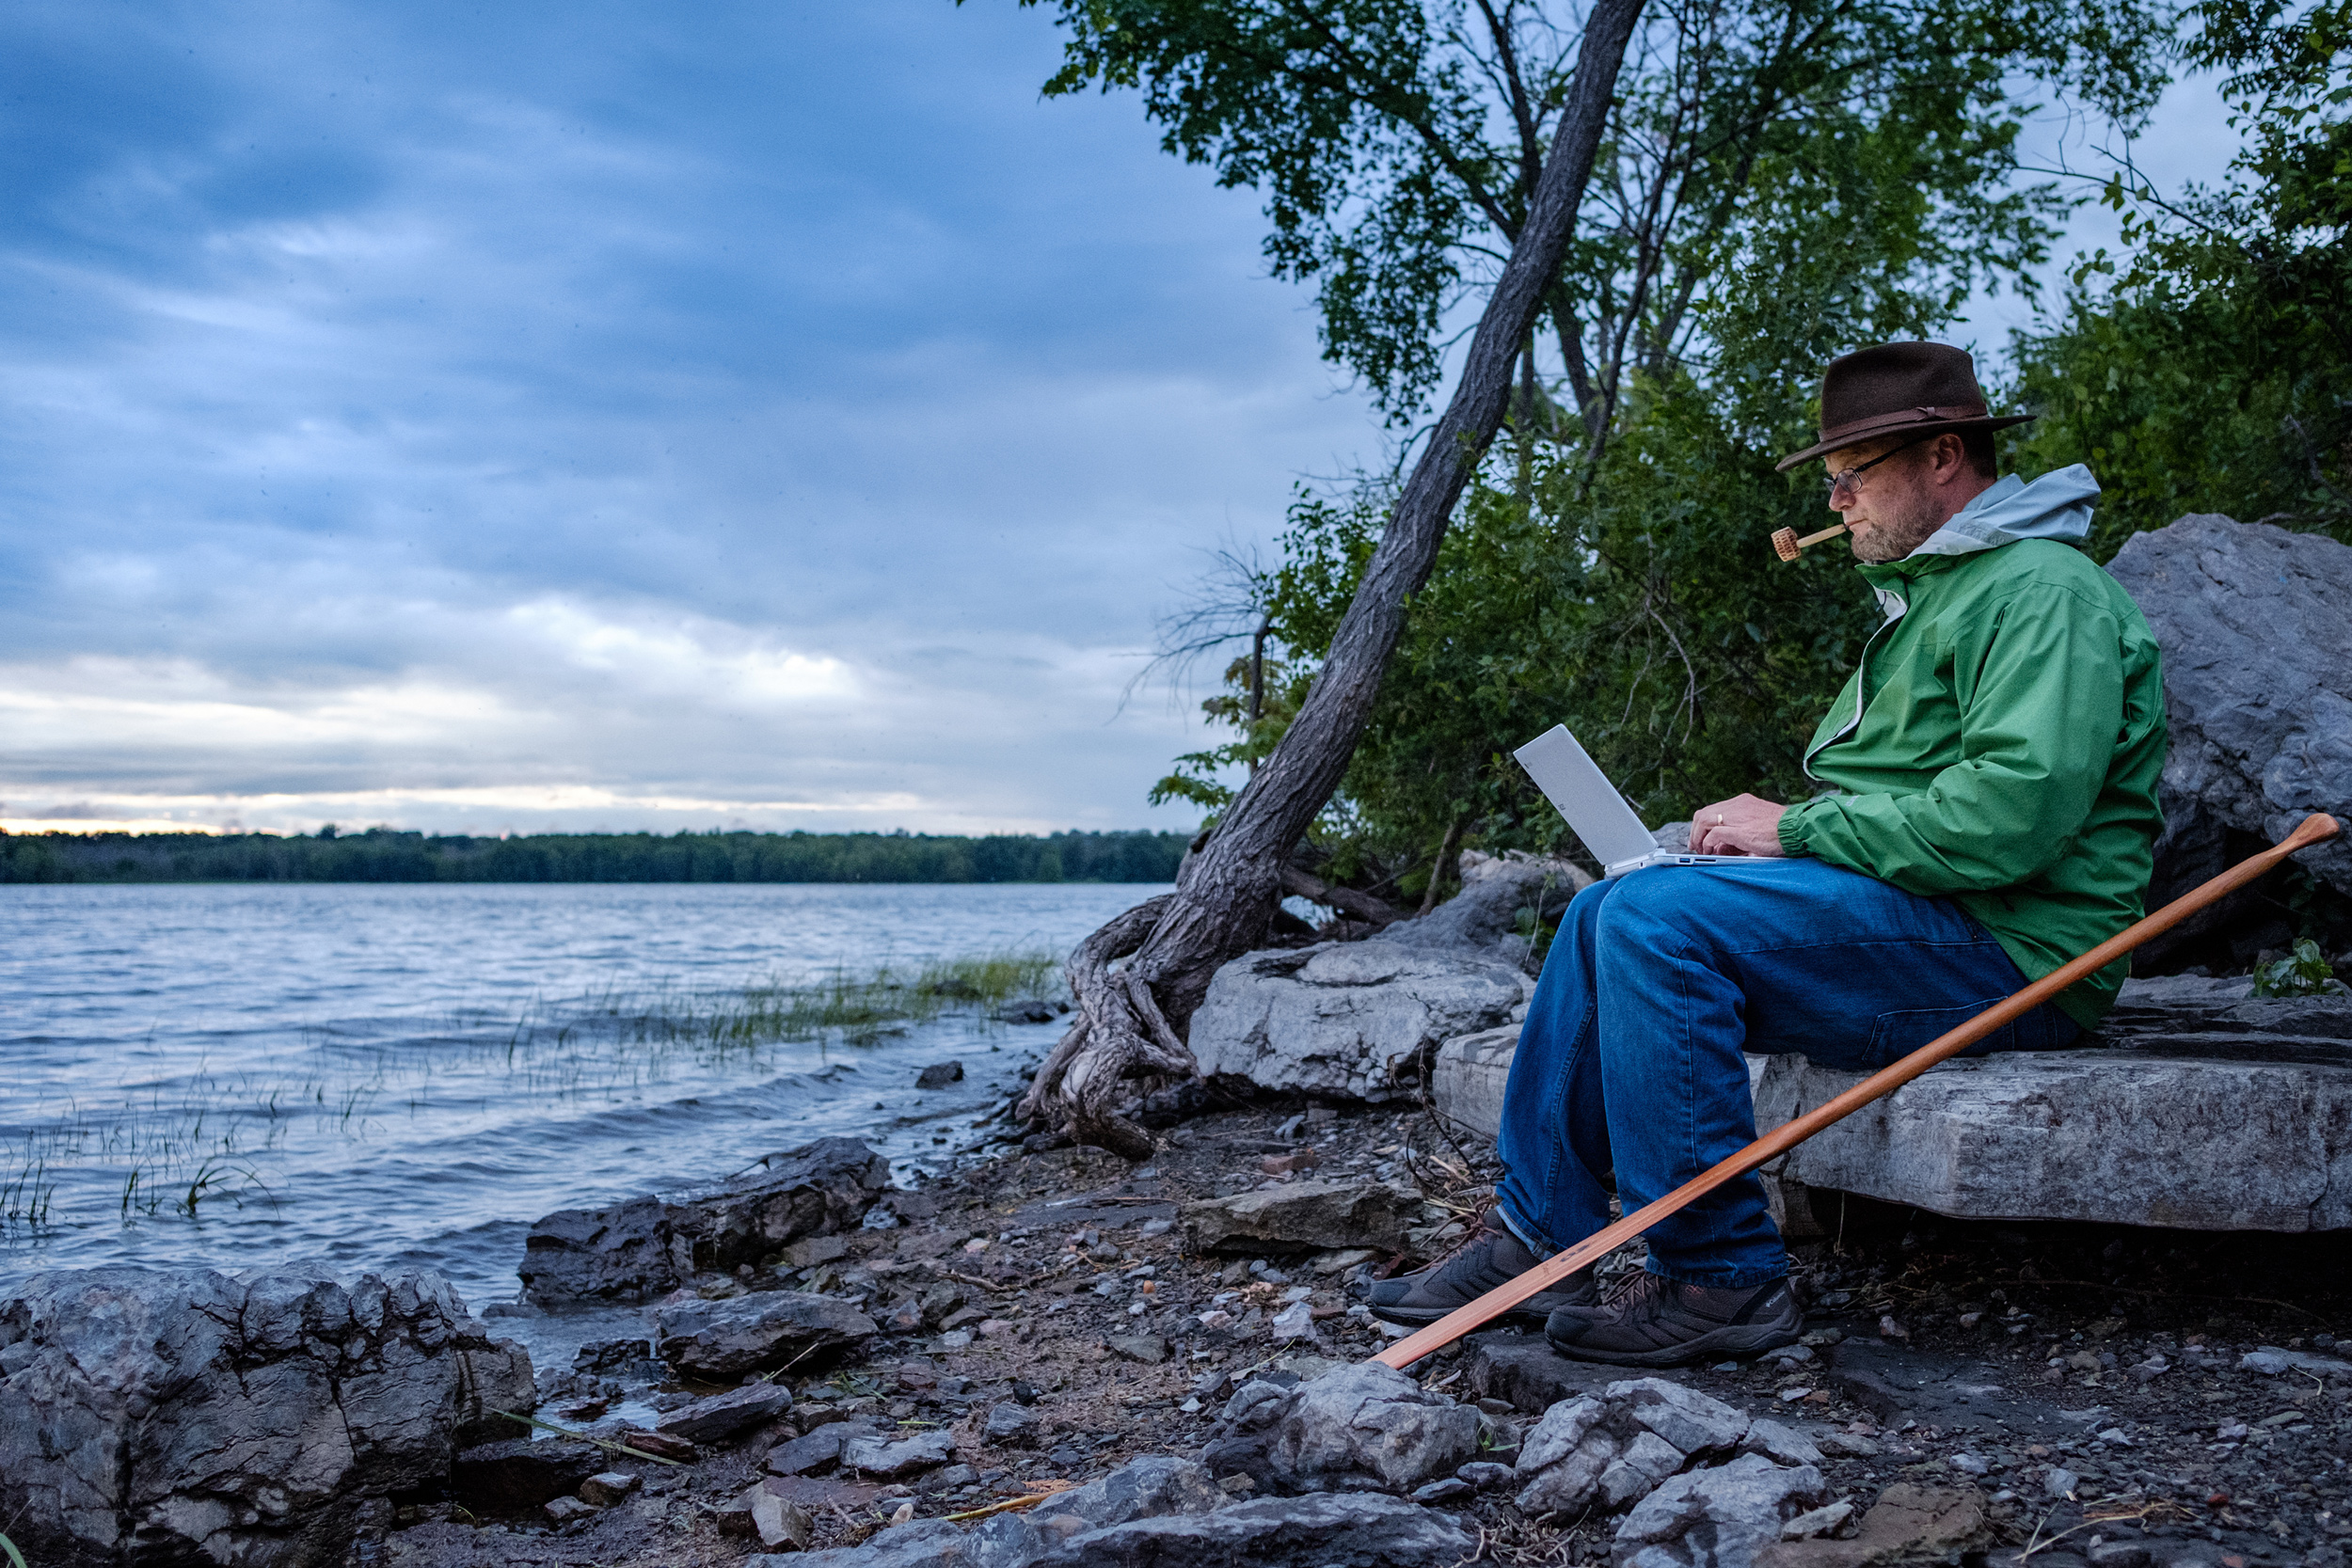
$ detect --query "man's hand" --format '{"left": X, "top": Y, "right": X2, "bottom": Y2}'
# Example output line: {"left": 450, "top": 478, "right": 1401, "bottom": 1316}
{"left": 1690, "top": 794, "right": 1788, "bottom": 857}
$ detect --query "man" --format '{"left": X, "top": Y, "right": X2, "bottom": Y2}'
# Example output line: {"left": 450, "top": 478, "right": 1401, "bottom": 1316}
{"left": 1368, "top": 341, "right": 2168, "bottom": 1366}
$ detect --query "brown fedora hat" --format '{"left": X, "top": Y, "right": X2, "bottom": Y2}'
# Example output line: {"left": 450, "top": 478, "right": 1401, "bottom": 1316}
{"left": 1773, "top": 341, "right": 2035, "bottom": 472}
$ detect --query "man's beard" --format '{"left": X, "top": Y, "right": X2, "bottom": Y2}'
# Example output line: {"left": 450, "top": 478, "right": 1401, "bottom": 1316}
{"left": 1849, "top": 476, "right": 1947, "bottom": 562}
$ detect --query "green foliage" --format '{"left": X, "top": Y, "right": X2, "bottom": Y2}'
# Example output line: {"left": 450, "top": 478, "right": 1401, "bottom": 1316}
{"left": 1008, "top": 0, "right": 2169, "bottom": 425}
{"left": 2250, "top": 937, "right": 2341, "bottom": 996}
{"left": 0, "top": 828, "right": 1189, "bottom": 885}
{"left": 1159, "top": 371, "right": 1894, "bottom": 875}
{"left": 2010, "top": 0, "right": 2352, "bottom": 552}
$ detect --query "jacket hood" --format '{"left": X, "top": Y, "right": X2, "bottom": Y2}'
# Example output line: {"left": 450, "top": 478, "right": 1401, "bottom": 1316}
{"left": 1907, "top": 464, "right": 2099, "bottom": 558}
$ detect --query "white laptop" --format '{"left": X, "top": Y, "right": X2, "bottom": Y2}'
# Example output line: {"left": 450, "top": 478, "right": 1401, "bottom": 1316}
{"left": 1513, "top": 724, "right": 1798, "bottom": 878}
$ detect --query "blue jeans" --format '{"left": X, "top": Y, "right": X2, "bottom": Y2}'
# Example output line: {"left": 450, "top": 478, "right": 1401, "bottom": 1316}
{"left": 1494, "top": 858, "right": 2078, "bottom": 1289}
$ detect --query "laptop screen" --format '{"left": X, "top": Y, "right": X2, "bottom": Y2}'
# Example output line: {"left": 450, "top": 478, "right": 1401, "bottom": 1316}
{"left": 1512, "top": 725, "right": 1660, "bottom": 868}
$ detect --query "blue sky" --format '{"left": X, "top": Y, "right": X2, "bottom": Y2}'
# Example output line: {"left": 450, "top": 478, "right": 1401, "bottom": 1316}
{"left": 0, "top": 2, "right": 2231, "bottom": 837}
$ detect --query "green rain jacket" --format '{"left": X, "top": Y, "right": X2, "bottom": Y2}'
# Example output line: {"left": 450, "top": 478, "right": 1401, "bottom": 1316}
{"left": 1774, "top": 465, "right": 2168, "bottom": 1027}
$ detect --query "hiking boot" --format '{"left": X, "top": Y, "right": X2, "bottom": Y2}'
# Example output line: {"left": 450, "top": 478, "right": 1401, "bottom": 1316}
{"left": 1543, "top": 1270, "right": 1803, "bottom": 1367}
{"left": 1366, "top": 1220, "right": 1596, "bottom": 1329}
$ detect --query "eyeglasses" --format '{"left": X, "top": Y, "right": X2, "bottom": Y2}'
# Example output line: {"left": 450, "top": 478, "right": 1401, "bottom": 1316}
{"left": 1825, "top": 433, "right": 1936, "bottom": 498}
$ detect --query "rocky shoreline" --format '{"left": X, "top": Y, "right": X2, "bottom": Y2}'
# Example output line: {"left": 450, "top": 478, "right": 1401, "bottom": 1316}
{"left": 9, "top": 1091, "right": 2347, "bottom": 1568}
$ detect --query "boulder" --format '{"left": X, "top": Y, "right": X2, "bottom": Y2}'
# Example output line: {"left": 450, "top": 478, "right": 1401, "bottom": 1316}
{"left": 1613, "top": 1453, "right": 1830, "bottom": 1568}
{"left": 2107, "top": 514, "right": 2352, "bottom": 902}
{"left": 0, "top": 1266, "right": 534, "bottom": 1568}
{"left": 653, "top": 1289, "right": 878, "bottom": 1378}
{"left": 520, "top": 1137, "right": 892, "bottom": 1305}
{"left": 1038, "top": 1491, "right": 1478, "bottom": 1567}
{"left": 1181, "top": 1180, "right": 1424, "bottom": 1257}
{"left": 654, "top": 1380, "right": 794, "bottom": 1443}
{"left": 1188, "top": 858, "right": 1585, "bottom": 1100}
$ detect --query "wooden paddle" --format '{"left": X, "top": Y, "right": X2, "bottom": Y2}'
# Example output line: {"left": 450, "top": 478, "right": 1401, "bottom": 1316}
{"left": 1372, "top": 811, "right": 2343, "bottom": 1370}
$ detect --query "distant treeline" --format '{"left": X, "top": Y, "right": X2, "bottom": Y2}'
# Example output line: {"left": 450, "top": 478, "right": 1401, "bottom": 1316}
{"left": 0, "top": 827, "right": 1191, "bottom": 885}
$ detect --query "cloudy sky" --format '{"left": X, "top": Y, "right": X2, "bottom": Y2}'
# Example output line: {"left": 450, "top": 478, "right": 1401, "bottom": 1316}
{"left": 0, "top": 2, "right": 2229, "bottom": 838}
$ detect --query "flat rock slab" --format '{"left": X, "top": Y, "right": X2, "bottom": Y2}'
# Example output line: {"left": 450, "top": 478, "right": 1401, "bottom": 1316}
{"left": 654, "top": 1289, "right": 878, "bottom": 1378}
{"left": 1754, "top": 1049, "right": 2352, "bottom": 1231}
{"left": 1181, "top": 1180, "right": 1423, "bottom": 1256}
{"left": 1434, "top": 978, "right": 2352, "bottom": 1231}
{"left": 521, "top": 1137, "right": 891, "bottom": 1306}
{"left": 1821, "top": 1339, "right": 2067, "bottom": 1433}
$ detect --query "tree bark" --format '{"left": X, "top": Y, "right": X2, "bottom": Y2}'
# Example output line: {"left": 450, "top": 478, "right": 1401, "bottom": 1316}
{"left": 1024, "top": 0, "right": 1650, "bottom": 1158}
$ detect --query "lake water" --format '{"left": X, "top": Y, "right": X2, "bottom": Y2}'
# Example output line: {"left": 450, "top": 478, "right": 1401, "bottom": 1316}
{"left": 0, "top": 881, "right": 1162, "bottom": 1365}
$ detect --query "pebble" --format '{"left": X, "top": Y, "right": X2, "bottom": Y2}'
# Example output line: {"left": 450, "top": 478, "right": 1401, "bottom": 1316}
{"left": 1952, "top": 1453, "right": 1991, "bottom": 1476}
{"left": 1455, "top": 1462, "right": 1516, "bottom": 1491}
{"left": 1410, "top": 1478, "right": 1474, "bottom": 1504}
{"left": 1777, "top": 1386, "right": 1813, "bottom": 1402}
{"left": 2048, "top": 1466, "right": 2083, "bottom": 1498}
{"left": 1781, "top": 1500, "right": 1854, "bottom": 1540}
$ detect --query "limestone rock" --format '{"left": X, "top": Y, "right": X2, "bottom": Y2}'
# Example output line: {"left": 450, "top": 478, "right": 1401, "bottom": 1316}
{"left": 749, "top": 1484, "right": 816, "bottom": 1550}
{"left": 1514, "top": 1380, "right": 1753, "bottom": 1518}
{"left": 772, "top": 1517, "right": 970, "bottom": 1568}
{"left": 520, "top": 1137, "right": 892, "bottom": 1305}
{"left": 2107, "top": 514, "right": 2352, "bottom": 899}
{"left": 1613, "top": 1453, "right": 1829, "bottom": 1568}
{"left": 1429, "top": 1022, "right": 1520, "bottom": 1141}
{"left": 579, "top": 1472, "right": 642, "bottom": 1506}
{"left": 653, "top": 1289, "right": 878, "bottom": 1378}
{"left": 654, "top": 1380, "right": 794, "bottom": 1443}
{"left": 1752, "top": 1483, "right": 1986, "bottom": 1568}
{"left": 1264, "top": 1362, "right": 1481, "bottom": 1494}
{"left": 1028, "top": 1455, "right": 1222, "bottom": 1530}
{"left": 0, "top": 1265, "right": 534, "bottom": 1568}
{"left": 769, "top": 1419, "right": 873, "bottom": 1476}
{"left": 1181, "top": 1180, "right": 1423, "bottom": 1256}
{"left": 1037, "top": 1491, "right": 1479, "bottom": 1566}
{"left": 1187, "top": 859, "right": 1582, "bottom": 1101}
{"left": 842, "top": 1427, "right": 957, "bottom": 1476}
{"left": 985, "top": 1399, "right": 1042, "bottom": 1445}
{"left": 1739, "top": 1419, "right": 1823, "bottom": 1467}
{"left": 1753, "top": 1045, "right": 2352, "bottom": 1231}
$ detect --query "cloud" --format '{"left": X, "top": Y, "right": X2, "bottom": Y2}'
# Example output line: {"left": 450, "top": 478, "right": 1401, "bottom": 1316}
{"left": 0, "top": 0, "right": 1379, "bottom": 835}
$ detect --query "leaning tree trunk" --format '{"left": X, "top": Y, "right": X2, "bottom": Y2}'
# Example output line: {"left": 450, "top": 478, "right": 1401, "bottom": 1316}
{"left": 1023, "top": 0, "right": 1650, "bottom": 1158}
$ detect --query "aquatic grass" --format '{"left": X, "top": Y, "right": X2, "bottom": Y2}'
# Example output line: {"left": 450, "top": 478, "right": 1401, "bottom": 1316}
{"left": 0, "top": 948, "right": 1066, "bottom": 1236}
{"left": 585, "top": 948, "right": 1063, "bottom": 1053}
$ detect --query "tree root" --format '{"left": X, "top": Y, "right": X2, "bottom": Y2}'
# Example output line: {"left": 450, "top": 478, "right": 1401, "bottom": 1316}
{"left": 1018, "top": 895, "right": 1202, "bottom": 1160}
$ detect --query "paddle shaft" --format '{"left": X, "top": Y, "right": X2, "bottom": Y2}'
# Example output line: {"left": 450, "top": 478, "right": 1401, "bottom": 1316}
{"left": 1372, "top": 812, "right": 2342, "bottom": 1370}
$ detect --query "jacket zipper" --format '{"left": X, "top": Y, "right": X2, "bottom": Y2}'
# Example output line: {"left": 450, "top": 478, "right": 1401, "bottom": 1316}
{"left": 1804, "top": 583, "right": 1910, "bottom": 781}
